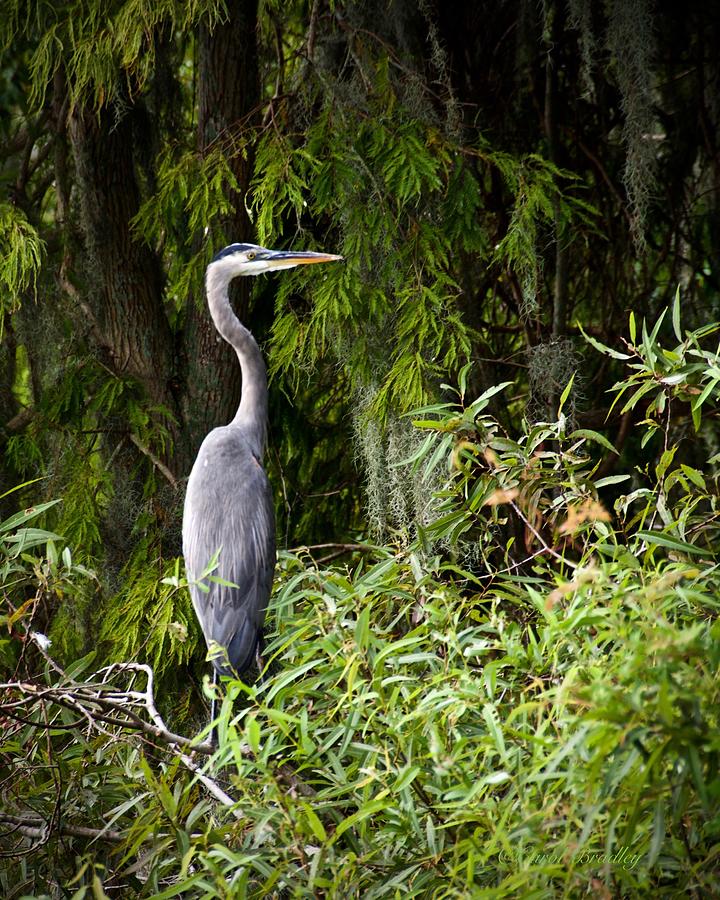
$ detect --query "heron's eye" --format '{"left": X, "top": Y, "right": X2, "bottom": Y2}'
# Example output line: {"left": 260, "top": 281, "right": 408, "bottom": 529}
{"left": 247, "top": 251, "right": 256, "bottom": 260}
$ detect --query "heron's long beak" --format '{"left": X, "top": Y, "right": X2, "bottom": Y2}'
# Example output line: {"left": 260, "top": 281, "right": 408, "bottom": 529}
{"left": 262, "top": 249, "right": 344, "bottom": 269}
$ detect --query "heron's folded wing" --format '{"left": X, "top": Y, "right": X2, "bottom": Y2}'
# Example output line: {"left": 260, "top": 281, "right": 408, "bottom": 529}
{"left": 183, "top": 440, "right": 275, "bottom": 674}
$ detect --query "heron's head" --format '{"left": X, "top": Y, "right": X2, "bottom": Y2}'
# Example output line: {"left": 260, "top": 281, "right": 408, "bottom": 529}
{"left": 208, "top": 242, "right": 343, "bottom": 279}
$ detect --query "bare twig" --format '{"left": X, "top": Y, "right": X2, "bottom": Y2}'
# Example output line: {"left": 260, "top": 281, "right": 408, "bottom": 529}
{"left": 0, "top": 813, "right": 124, "bottom": 844}
{"left": 290, "top": 542, "right": 382, "bottom": 565}
{"left": 306, "top": 0, "right": 321, "bottom": 61}
{"left": 128, "top": 434, "right": 178, "bottom": 487}
{"left": 0, "top": 665, "right": 245, "bottom": 818}
{"left": 509, "top": 499, "right": 578, "bottom": 570}
{"left": 96, "top": 663, "right": 242, "bottom": 814}
{"left": 3, "top": 407, "right": 35, "bottom": 433}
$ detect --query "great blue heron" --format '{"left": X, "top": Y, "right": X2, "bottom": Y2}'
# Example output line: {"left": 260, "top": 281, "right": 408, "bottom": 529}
{"left": 182, "top": 242, "right": 342, "bottom": 721}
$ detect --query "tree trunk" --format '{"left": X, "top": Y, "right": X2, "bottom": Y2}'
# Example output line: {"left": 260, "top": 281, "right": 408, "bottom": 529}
{"left": 179, "top": 0, "right": 261, "bottom": 472}
{"left": 69, "top": 103, "right": 176, "bottom": 419}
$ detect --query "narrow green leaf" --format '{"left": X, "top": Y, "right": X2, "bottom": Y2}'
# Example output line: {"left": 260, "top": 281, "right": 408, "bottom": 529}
{"left": 0, "top": 500, "right": 61, "bottom": 534}
{"left": 558, "top": 373, "right": 575, "bottom": 414}
{"left": 620, "top": 379, "right": 659, "bottom": 414}
{"left": 655, "top": 446, "right": 677, "bottom": 481}
{"left": 691, "top": 401, "right": 701, "bottom": 432}
{"left": 331, "top": 799, "right": 389, "bottom": 842}
{"left": 635, "top": 531, "right": 706, "bottom": 556}
{"left": 578, "top": 325, "right": 631, "bottom": 360}
{"left": 482, "top": 703, "right": 507, "bottom": 762}
{"left": 688, "top": 744, "right": 710, "bottom": 811}
{"left": 247, "top": 716, "right": 261, "bottom": 754}
{"left": 679, "top": 464, "right": 706, "bottom": 491}
{"left": 649, "top": 307, "right": 667, "bottom": 347}
{"left": 470, "top": 381, "right": 514, "bottom": 411}
{"left": 303, "top": 803, "right": 327, "bottom": 841}
{"left": 569, "top": 429, "right": 619, "bottom": 455}
{"left": 390, "top": 431, "right": 435, "bottom": 468}
{"left": 355, "top": 605, "right": 371, "bottom": 650}
{"left": 648, "top": 798, "right": 665, "bottom": 867}
{"left": 393, "top": 765, "right": 421, "bottom": 793}
{"left": 672, "top": 287, "right": 682, "bottom": 342}
{"left": 692, "top": 377, "right": 719, "bottom": 411}
{"left": 594, "top": 474, "right": 631, "bottom": 488}
{"left": 152, "top": 874, "right": 206, "bottom": 900}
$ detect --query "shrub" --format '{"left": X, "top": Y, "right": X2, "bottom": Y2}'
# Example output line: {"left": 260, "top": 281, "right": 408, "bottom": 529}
{"left": 1, "top": 303, "right": 719, "bottom": 897}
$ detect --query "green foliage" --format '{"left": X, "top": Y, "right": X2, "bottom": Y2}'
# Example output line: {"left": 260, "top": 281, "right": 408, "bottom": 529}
{"left": 0, "top": 202, "right": 44, "bottom": 316}
{"left": 252, "top": 111, "right": 595, "bottom": 420}
{"left": 3, "top": 0, "right": 714, "bottom": 657}
{"left": 100, "top": 553, "right": 200, "bottom": 677}
{"left": 249, "top": 80, "right": 598, "bottom": 538}
{"left": 132, "top": 145, "right": 246, "bottom": 310}
{"left": 2, "top": 2, "right": 720, "bottom": 892}
{"left": 491, "top": 153, "right": 596, "bottom": 316}
{"left": 0, "top": 483, "right": 97, "bottom": 668}
{"left": 2, "top": 307, "right": 719, "bottom": 896}
{"left": 25, "top": 357, "right": 175, "bottom": 561}
{"left": 6, "top": 0, "right": 227, "bottom": 111}
{"left": 596, "top": 297, "right": 720, "bottom": 438}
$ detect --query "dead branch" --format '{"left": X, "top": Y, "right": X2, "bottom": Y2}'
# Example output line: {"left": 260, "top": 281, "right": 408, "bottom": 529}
{"left": 0, "top": 813, "right": 124, "bottom": 844}
{"left": 0, "top": 659, "right": 246, "bottom": 819}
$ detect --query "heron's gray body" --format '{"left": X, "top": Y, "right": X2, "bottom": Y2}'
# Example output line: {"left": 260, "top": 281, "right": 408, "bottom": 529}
{"left": 183, "top": 423, "right": 275, "bottom": 675}
{"left": 183, "top": 242, "right": 341, "bottom": 690}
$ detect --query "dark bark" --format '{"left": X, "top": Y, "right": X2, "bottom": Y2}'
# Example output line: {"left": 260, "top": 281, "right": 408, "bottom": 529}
{"left": 68, "top": 103, "right": 176, "bottom": 418}
{"left": 179, "top": 0, "right": 261, "bottom": 473}
{"left": 0, "top": 316, "right": 18, "bottom": 431}
{"left": 0, "top": 316, "right": 21, "bottom": 511}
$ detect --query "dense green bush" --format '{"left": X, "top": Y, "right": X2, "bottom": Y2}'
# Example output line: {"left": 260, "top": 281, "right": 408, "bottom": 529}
{"left": 2, "top": 307, "right": 719, "bottom": 897}
{"left": 3, "top": 2, "right": 720, "bottom": 894}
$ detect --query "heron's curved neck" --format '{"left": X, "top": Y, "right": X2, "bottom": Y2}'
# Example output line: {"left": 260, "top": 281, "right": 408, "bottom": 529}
{"left": 205, "top": 267, "right": 267, "bottom": 455}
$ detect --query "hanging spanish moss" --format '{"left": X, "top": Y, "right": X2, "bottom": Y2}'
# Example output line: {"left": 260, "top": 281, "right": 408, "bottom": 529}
{"left": 606, "top": 0, "right": 657, "bottom": 251}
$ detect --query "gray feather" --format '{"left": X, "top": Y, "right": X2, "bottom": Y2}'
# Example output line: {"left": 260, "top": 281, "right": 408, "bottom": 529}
{"left": 183, "top": 424, "right": 275, "bottom": 676}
